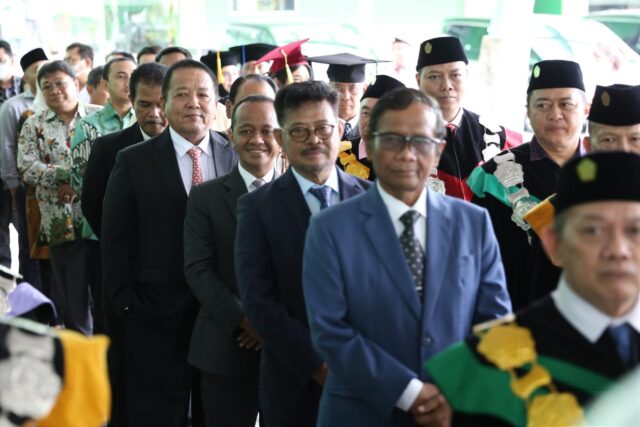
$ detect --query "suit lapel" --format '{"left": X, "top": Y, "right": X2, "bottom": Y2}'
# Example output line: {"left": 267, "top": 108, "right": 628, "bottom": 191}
{"left": 152, "top": 128, "right": 188, "bottom": 205}
{"left": 274, "top": 169, "right": 311, "bottom": 236}
{"left": 337, "top": 167, "right": 366, "bottom": 200}
{"left": 423, "top": 191, "right": 452, "bottom": 321}
{"left": 211, "top": 130, "right": 235, "bottom": 177}
{"left": 127, "top": 123, "right": 143, "bottom": 143}
{"left": 223, "top": 166, "right": 247, "bottom": 218}
{"left": 362, "top": 186, "right": 421, "bottom": 321}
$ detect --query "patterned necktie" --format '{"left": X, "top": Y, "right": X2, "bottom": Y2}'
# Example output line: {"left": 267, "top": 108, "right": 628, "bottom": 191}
{"left": 187, "top": 147, "right": 203, "bottom": 186}
{"left": 399, "top": 210, "right": 425, "bottom": 299}
{"left": 252, "top": 178, "right": 266, "bottom": 190}
{"left": 608, "top": 323, "right": 633, "bottom": 367}
{"left": 308, "top": 186, "right": 332, "bottom": 210}
{"left": 343, "top": 122, "right": 352, "bottom": 140}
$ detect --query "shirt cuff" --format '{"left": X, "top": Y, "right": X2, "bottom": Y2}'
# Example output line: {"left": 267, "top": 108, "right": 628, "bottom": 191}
{"left": 396, "top": 378, "right": 423, "bottom": 412}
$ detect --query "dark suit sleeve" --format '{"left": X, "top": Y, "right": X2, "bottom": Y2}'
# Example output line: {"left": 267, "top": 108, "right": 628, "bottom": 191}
{"left": 235, "top": 193, "right": 324, "bottom": 382}
{"left": 101, "top": 151, "right": 137, "bottom": 315}
{"left": 184, "top": 184, "right": 244, "bottom": 335}
{"left": 473, "top": 209, "right": 512, "bottom": 324}
{"left": 81, "top": 137, "right": 108, "bottom": 238}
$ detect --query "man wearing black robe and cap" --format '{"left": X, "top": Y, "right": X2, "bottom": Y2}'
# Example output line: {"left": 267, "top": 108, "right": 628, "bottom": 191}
{"left": 416, "top": 36, "right": 521, "bottom": 200}
{"left": 428, "top": 151, "right": 640, "bottom": 426}
{"left": 467, "top": 59, "right": 588, "bottom": 311}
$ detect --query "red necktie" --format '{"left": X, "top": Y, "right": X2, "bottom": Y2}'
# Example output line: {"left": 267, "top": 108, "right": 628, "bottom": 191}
{"left": 187, "top": 147, "right": 203, "bottom": 186}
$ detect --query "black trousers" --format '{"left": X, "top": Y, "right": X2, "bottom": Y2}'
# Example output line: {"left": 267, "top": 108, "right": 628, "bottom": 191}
{"left": 123, "top": 306, "right": 202, "bottom": 426}
{"left": 49, "top": 239, "right": 92, "bottom": 334}
{"left": 199, "top": 371, "right": 260, "bottom": 427}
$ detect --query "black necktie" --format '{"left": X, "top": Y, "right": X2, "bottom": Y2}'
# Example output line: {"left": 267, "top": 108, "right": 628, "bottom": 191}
{"left": 399, "top": 210, "right": 425, "bottom": 299}
{"left": 343, "top": 122, "right": 352, "bottom": 140}
{"left": 608, "top": 323, "right": 633, "bottom": 367}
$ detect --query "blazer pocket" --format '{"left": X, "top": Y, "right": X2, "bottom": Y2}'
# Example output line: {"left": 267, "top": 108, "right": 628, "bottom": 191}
{"left": 136, "top": 268, "right": 168, "bottom": 284}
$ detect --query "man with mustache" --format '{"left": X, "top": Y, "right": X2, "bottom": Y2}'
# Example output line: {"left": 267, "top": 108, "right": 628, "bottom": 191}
{"left": 235, "top": 81, "right": 370, "bottom": 426}
{"left": 468, "top": 60, "right": 588, "bottom": 311}
{"left": 101, "top": 59, "right": 237, "bottom": 426}
{"left": 428, "top": 151, "right": 640, "bottom": 425}
{"left": 416, "top": 36, "right": 521, "bottom": 200}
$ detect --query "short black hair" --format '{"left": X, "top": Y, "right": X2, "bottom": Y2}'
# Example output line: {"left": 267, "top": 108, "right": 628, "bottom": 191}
{"left": 368, "top": 87, "right": 445, "bottom": 139}
{"left": 161, "top": 59, "right": 217, "bottom": 100}
{"left": 87, "top": 66, "right": 104, "bottom": 88}
{"left": 102, "top": 57, "right": 136, "bottom": 81}
{"left": 105, "top": 50, "right": 136, "bottom": 63}
{"left": 271, "top": 63, "right": 312, "bottom": 87}
{"left": 66, "top": 42, "right": 94, "bottom": 62}
{"left": 231, "top": 95, "right": 275, "bottom": 129}
{"left": 137, "top": 45, "right": 162, "bottom": 63}
{"left": 229, "top": 74, "right": 276, "bottom": 104}
{"left": 130, "top": 62, "right": 167, "bottom": 101}
{"left": 155, "top": 46, "right": 192, "bottom": 63}
{"left": 0, "top": 40, "right": 12, "bottom": 56}
{"left": 274, "top": 80, "right": 339, "bottom": 126}
{"left": 37, "top": 60, "right": 77, "bottom": 86}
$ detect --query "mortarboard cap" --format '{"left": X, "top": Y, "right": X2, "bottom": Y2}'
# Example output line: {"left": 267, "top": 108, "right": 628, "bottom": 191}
{"left": 229, "top": 43, "right": 277, "bottom": 64}
{"left": 257, "top": 39, "right": 310, "bottom": 83}
{"left": 416, "top": 36, "right": 468, "bottom": 71}
{"left": 361, "top": 74, "right": 405, "bottom": 101}
{"left": 527, "top": 60, "right": 585, "bottom": 93}
{"left": 588, "top": 84, "right": 640, "bottom": 127}
{"left": 308, "top": 53, "right": 382, "bottom": 83}
{"left": 20, "top": 48, "right": 48, "bottom": 72}
{"left": 554, "top": 151, "right": 640, "bottom": 215}
{"left": 200, "top": 50, "right": 240, "bottom": 83}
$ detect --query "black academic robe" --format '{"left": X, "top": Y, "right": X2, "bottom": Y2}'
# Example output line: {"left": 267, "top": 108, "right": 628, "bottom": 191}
{"left": 438, "top": 109, "right": 520, "bottom": 201}
{"left": 440, "top": 296, "right": 640, "bottom": 426}
{"left": 469, "top": 139, "right": 572, "bottom": 311}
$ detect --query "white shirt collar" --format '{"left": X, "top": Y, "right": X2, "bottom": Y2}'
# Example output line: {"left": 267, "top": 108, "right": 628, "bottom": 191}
{"left": 237, "top": 162, "right": 276, "bottom": 191}
{"left": 346, "top": 115, "right": 359, "bottom": 127}
{"left": 140, "top": 128, "right": 153, "bottom": 141}
{"left": 376, "top": 180, "right": 427, "bottom": 221}
{"left": 291, "top": 166, "right": 340, "bottom": 196}
{"left": 552, "top": 276, "right": 640, "bottom": 343}
{"left": 449, "top": 107, "right": 464, "bottom": 127}
{"left": 169, "top": 126, "right": 211, "bottom": 157}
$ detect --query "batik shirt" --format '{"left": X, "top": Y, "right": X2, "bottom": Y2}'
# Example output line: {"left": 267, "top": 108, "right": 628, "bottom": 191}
{"left": 17, "top": 103, "right": 100, "bottom": 247}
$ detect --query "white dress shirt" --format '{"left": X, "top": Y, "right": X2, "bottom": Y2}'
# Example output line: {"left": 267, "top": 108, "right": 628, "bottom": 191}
{"left": 552, "top": 276, "right": 640, "bottom": 343}
{"left": 237, "top": 162, "right": 275, "bottom": 193}
{"left": 170, "top": 127, "right": 215, "bottom": 194}
{"left": 291, "top": 166, "right": 340, "bottom": 215}
{"left": 448, "top": 107, "right": 463, "bottom": 128}
{"left": 376, "top": 181, "right": 428, "bottom": 411}
{"left": 140, "top": 128, "right": 153, "bottom": 141}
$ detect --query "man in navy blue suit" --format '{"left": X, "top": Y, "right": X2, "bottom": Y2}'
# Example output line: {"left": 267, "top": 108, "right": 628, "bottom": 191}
{"left": 303, "top": 88, "right": 512, "bottom": 426}
{"left": 235, "top": 80, "right": 370, "bottom": 426}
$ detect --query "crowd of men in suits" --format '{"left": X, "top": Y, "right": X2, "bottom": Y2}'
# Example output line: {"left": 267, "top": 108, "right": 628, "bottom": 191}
{"left": 1, "top": 33, "right": 640, "bottom": 427}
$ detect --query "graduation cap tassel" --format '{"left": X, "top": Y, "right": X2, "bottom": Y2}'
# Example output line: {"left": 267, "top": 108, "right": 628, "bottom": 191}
{"left": 216, "top": 51, "right": 224, "bottom": 84}
{"left": 281, "top": 49, "right": 294, "bottom": 85}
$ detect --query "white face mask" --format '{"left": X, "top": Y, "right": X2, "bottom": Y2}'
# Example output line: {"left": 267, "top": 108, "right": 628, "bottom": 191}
{"left": 0, "top": 63, "right": 13, "bottom": 80}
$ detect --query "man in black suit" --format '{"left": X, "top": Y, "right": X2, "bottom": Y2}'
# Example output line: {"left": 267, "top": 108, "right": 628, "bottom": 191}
{"left": 101, "top": 59, "right": 238, "bottom": 426}
{"left": 235, "top": 81, "right": 370, "bottom": 427}
{"left": 82, "top": 62, "right": 167, "bottom": 238}
{"left": 184, "top": 94, "right": 279, "bottom": 427}
{"left": 81, "top": 62, "right": 167, "bottom": 427}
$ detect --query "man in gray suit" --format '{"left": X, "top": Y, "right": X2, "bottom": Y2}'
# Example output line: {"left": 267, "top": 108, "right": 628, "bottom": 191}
{"left": 101, "top": 59, "right": 238, "bottom": 426}
{"left": 184, "top": 94, "right": 279, "bottom": 426}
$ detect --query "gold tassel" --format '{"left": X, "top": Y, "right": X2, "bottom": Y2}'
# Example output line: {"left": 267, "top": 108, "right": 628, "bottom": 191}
{"left": 281, "top": 49, "right": 293, "bottom": 85}
{"left": 216, "top": 51, "right": 223, "bottom": 83}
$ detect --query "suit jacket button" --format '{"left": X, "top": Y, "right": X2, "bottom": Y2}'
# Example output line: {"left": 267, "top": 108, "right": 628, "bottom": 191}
{"left": 423, "top": 337, "right": 432, "bottom": 346}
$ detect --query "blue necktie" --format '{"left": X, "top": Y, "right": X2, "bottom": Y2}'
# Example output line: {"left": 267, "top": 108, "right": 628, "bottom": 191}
{"left": 399, "top": 210, "right": 425, "bottom": 299}
{"left": 608, "top": 323, "right": 633, "bottom": 367}
{"left": 309, "top": 186, "right": 332, "bottom": 210}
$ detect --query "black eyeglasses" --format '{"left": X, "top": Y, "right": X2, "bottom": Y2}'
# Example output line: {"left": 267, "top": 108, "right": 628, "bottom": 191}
{"left": 372, "top": 132, "right": 443, "bottom": 154}
{"left": 285, "top": 124, "right": 336, "bottom": 142}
